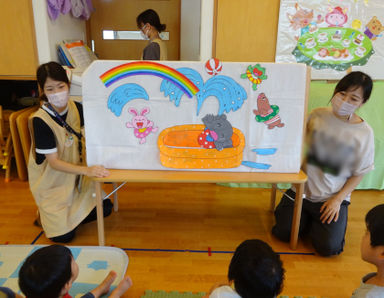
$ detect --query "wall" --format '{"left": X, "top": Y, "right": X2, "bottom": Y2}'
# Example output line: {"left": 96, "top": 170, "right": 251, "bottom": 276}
{"left": 32, "top": 0, "right": 87, "bottom": 64}
{"left": 214, "top": 0, "right": 280, "bottom": 62}
{"left": 200, "top": 0, "right": 214, "bottom": 61}
{"left": 180, "top": 0, "right": 201, "bottom": 61}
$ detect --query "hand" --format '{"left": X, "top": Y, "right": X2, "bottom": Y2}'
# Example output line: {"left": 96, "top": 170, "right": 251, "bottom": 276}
{"left": 320, "top": 197, "right": 342, "bottom": 224}
{"left": 86, "top": 165, "right": 110, "bottom": 178}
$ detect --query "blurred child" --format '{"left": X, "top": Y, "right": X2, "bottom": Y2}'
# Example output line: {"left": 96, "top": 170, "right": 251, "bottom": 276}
{"left": 205, "top": 239, "right": 284, "bottom": 298}
{"left": 352, "top": 204, "right": 384, "bottom": 297}
{"left": 18, "top": 245, "right": 132, "bottom": 298}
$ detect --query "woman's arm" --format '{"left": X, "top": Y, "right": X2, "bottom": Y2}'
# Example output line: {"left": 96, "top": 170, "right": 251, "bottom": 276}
{"left": 45, "top": 152, "right": 109, "bottom": 178}
{"left": 320, "top": 174, "right": 364, "bottom": 224}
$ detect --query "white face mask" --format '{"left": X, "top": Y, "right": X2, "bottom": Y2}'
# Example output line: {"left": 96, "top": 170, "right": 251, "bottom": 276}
{"left": 140, "top": 25, "right": 149, "bottom": 40}
{"left": 331, "top": 94, "right": 359, "bottom": 118}
{"left": 46, "top": 90, "right": 69, "bottom": 108}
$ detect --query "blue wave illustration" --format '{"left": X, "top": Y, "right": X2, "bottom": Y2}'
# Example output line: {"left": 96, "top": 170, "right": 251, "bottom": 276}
{"left": 241, "top": 161, "right": 271, "bottom": 170}
{"left": 160, "top": 68, "right": 204, "bottom": 107}
{"left": 196, "top": 75, "right": 247, "bottom": 115}
{"left": 161, "top": 69, "right": 247, "bottom": 115}
{"left": 251, "top": 148, "right": 277, "bottom": 155}
{"left": 107, "top": 83, "right": 149, "bottom": 116}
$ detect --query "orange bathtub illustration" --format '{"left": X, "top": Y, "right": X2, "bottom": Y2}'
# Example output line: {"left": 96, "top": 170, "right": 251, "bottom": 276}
{"left": 157, "top": 124, "right": 245, "bottom": 169}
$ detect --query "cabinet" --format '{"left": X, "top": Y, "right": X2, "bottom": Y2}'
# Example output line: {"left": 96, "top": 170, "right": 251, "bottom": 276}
{"left": 0, "top": 0, "right": 39, "bottom": 79}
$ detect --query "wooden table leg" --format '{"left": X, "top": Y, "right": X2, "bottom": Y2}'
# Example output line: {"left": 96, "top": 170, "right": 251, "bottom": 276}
{"left": 112, "top": 182, "right": 118, "bottom": 212}
{"left": 290, "top": 183, "right": 304, "bottom": 250}
{"left": 95, "top": 182, "right": 105, "bottom": 246}
{"left": 270, "top": 183, "right": 277, "bottom": 212}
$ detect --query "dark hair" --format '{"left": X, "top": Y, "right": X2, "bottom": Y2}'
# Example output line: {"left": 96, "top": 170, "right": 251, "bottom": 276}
{"left": 228, "top": 239, "right": 284, "bottom": 298}
{"left": 365, "top": 204, "right": 384, "bottom": 247}
{"left": 136, "top": 9, "right": 166, "bottom": 32}
{"left": 36, "top": 61, "right": 69, "bottom": 101}
{"left": 333, "top": 71, "right": 373, "bottom": 103}
{"left": 19, "top": 245, "right": 73, "bottom": 298}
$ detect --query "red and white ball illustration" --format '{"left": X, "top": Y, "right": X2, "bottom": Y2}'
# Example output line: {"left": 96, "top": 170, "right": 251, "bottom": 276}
{"left": 205, "top": 58, "right": 222, "bottom": 76}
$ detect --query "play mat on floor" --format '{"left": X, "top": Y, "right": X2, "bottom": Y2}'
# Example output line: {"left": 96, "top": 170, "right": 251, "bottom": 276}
{"left": 0, "top": 245, "right": 128, "bottom": 297}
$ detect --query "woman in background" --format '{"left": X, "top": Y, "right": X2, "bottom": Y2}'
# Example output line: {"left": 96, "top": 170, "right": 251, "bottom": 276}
{"left": 28, "top": 62, "right": 112, "bottom": 243}
{"left": 136, "top": 9, "right": 168, "bottom": 60}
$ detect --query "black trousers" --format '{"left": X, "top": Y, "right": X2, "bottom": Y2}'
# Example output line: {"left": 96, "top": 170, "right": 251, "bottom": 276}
{"left": 50, "top": 199, "right": 113, "bottom": 243}
{"left": 272, "top": 189, "right": 350, "bottom": 256}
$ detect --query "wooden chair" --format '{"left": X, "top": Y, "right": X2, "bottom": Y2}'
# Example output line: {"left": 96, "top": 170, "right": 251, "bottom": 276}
{"left": 0, "top": 106, "right": 13, "bottom": 182}
{"left": 16, "top": 105, "right": 39, "bottom": 167}
{"left": 8, "top": 106, "right": 39, "bottom": 181}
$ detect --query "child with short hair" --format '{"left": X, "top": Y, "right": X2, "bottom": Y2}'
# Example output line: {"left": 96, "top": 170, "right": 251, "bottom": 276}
{"left": 352, "top": 204, "right": 384, "bottom": 297}
{"left": 206, "top": 239, "right": 285, "bottom": 298}
{"left": 18, "top": 245, "right": 132, "bottom": 298}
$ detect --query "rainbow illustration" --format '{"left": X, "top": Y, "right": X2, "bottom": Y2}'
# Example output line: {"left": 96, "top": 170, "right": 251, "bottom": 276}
{"left": 99, "top": 61, "right": 200, "bottom": 98}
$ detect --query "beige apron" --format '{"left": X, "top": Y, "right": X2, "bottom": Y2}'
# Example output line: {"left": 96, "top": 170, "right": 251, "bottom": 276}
{"left": 28, "top": 100, "right": 96, "bottom": 238}
{"left": 141, "top": 38, "right": 168, "bottom": 60}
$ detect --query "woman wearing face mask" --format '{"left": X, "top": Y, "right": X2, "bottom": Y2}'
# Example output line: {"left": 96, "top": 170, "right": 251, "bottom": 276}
{"left": 136, "top": 9, "right": 167, "bottom": 60}
{"left": 28, "top": 62, "right": 112, "bottom": 243}
{"left": 272, "top": 71, "right": 375, "bottom": 256}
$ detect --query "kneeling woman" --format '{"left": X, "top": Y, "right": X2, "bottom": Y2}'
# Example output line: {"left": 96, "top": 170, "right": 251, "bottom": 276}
{"left": 28, "top": 62, "right": 112, "bottom": 242}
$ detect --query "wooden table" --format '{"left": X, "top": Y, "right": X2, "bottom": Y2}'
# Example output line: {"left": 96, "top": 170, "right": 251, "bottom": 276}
{"left": 93, "top": 169, "right": 307, "bottom": 249}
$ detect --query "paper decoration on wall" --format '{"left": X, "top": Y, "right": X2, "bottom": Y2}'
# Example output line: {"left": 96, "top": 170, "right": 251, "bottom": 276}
{"left": 126, "top": 107, "right": 158, "bottom": 144}
{"left": 158, "top": 124, "right": 245, "bottom": 169}
{"left": 253, "top": 93, "right": 284, "bottom": 129}
{"left": 200, "top": 114, "right": 233, "bottom": 151}
{"left": 240, "top": 64, "right": 267, "bottom": 91}
{"left": 205, "top": 58, "right": 223, "bottom": 76}
{"left": 108, "top": 84, "right": 149, "bottom": 116}
{"left": 83, "top": 60, "right": 308, "bottom": 173}
{"left": 276, "top": 0, "right": 384, "bottom": 79}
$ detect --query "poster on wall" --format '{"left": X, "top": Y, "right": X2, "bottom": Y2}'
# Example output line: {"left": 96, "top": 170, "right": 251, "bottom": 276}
{"left": 83, "top": 60, "right": 308, "bottom": 173}
{"left": 275, "top": 0, "right": 384, "bottom": 79}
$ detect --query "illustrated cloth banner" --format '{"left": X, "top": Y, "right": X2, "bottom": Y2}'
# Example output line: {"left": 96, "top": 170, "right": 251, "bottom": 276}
{"left": 275, "top": 0, "right": 384, "bottom": 79}
{"left": 83, "top": 60, "right": 308, "bottom": 173}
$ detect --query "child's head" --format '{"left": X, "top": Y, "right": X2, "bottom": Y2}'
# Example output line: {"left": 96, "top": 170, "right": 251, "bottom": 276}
{"left": 19, "top": 245, "right": 78, "bottom": 298}
{"left": 228, "top": 239, "right": 284, "bottom": 298}
{"left": 36, "top": 62, "right": 70, "bottom": 102}
{"left": 333, "top": 71, "right": 373, "bottom": 104}
{"left": 136, "top": 9, "right": 166, "bottom": 33}
{"left": 361, "top": 204, "right": 384, "bottom": 265}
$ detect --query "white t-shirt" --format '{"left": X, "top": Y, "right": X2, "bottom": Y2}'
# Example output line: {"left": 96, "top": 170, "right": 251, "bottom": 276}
{"left": 351, "top": 273, "right": 384, "bottom": 298}
{"left": 305, "top": 107, "right": 374, "bottom": 202}
{"left": 210, "top": 286, "right": 241, "bottom": 298}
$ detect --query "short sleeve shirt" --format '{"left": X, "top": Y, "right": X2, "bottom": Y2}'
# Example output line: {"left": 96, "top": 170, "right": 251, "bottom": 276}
{"left": 143, "top": 42, "right": 161, "bottom": 60}
{"left": 305, "top": 107, "right": 375, "bottom": 202}
{"left": 351, "top": 273, "right": 384, "bottom": 297}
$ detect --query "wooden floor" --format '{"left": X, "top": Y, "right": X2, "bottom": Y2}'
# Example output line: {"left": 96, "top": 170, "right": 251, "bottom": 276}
{"left": 1, "top": 170, "right": 383, "bottom": 298}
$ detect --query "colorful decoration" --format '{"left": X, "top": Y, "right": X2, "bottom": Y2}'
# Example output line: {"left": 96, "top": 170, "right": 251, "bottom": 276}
{"left": 287, "top": 3, "right": 323, "bottom": 38}
{"left": 240, "top": 64, "right": 267, "bottom": 91}
{"left": 352, "top": 19, "right": 362, "bottom": 29}
{"left": 325, "top": 6, "right": 348, "bottom": 27}
{"left": 107, "top": 83, "right": 149, "bottom": 117}
{"left": 253, "top": 93, "right": 284, "bottom": 129}
{"left": 292, "top": 27, "right": 374, "bottom": 71}
{"left": 157, "top": 125, "right": 245, "bottom": 169}
{"left": 205, "top": 58, "right": 223, "bottom": 76}
{"left": 160, "top": 68, "right": 247, "bottom": 115}
{"left": 364, "top": 16, "right": 384, "bottom": 40}
{"left": 196, "top": 75, "right": 247, "bottom": 115}
{"left": 199, "top": 114, "right": 233, "bottom": 151}
{"left": 198, "top": 129, "right": 216, "bottom": 149}
{"left": 99, "top": 61, "right": 200, "bottom": 98}
{"left": 126, "top": 107, "right": 158, "bottom": 144}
